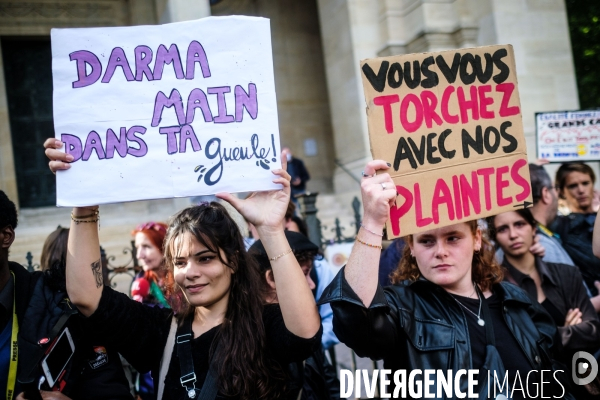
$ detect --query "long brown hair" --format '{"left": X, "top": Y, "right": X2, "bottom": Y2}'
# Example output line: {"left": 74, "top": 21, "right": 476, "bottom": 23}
{"left": 390, "top": 220, "right": 503, "bottom": 291}
{"left": 163, "top": 203, "right": 285, "bottom": 399}
{"left": 41, "top": 227, "right": 69, "bottom": 272}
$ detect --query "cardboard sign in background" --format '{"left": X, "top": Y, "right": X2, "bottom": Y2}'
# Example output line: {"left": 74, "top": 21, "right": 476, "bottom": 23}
{"left": 52, "top": 16, "right": 281, "bottom": 207}
{"left": 361, "top": 45, "right": 532, "bottom": 238}
{"left": 537, "top": 110, "right": 600, "bottom": 162}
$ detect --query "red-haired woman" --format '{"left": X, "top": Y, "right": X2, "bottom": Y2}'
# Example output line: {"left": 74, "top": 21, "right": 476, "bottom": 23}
{"left": 131, "top": 222, "right": 169, "bottom": 307}
{"left": 129, "top": 222, "right": 169, "bottom": 400}
{"left": 320, "top": 160, "right": 574, "bottom": 399}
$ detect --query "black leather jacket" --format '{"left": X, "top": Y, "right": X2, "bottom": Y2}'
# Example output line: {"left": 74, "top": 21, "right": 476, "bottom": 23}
{"left": 319, "top": 267, "right": 574, "bottom": 399}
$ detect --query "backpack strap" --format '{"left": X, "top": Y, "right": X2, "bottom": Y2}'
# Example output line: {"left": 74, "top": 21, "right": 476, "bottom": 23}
{"left": 157, "top": 316, "right": 177, "bottom": 400}
{"left": 176, "top": 314, "right": 220, "bottom": 400}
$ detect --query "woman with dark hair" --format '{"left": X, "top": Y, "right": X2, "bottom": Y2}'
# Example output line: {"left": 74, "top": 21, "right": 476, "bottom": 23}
{"left": 249, "top": 231, "right": 340, "bottom": 400}
{"left": 320, "top": 160, "right": 574, "bottom": 399}
{"left": 487, "top": 208, "right": 600, "bottom": 359}
{"left": 45, "top": 149, "right": 321, "bottom": 400}
{"left": 285, "top": 215, "right": 308, "bottom": 238}
{"left": 40, "top": 227, "right": 69, "bottom": 272}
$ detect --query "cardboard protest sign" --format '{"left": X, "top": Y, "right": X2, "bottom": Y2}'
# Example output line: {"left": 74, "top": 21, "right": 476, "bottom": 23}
{"left": 52, "top": 16, "right": 281, "bottom": 207}
{"left": 361, "top": 45, "right": 532, "bottom": 238}
{"left": 536, "top": 110, "right": 600, "bottom": 162}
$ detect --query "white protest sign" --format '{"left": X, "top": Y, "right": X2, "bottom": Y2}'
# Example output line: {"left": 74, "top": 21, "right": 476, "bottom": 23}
{"left": 536, "top": 110, "right": 600, "bottom": 162}
{"left": 52, "top": 16, "right": 281, "bottom": 206}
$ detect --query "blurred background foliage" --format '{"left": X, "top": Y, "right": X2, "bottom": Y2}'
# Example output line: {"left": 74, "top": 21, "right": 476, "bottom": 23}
{"left": 566, "top": 0, "right": 600, "bottom": 110}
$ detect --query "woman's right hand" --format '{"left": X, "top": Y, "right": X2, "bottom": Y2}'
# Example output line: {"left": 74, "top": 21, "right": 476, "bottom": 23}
{"left": 44, "top": 138, "right": 73, "bottom": 173}
{"left": 360, "top": 160, "right": 397, "bottom": 230}
{"left": 46, "top": 137, "right": 103, "bottom": 317}
{"left": 342, "top": 160, "right": 396, "bottom": 308}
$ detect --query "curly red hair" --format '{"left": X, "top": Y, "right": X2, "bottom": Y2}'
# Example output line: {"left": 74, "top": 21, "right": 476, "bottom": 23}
{"left": 131, "top": 222, "right": 168, "bottom": 283}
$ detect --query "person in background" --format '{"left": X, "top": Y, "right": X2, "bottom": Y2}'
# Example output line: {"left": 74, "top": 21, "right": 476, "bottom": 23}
{"left": 129, "top": 222, "right": 169, "bottom": 400}
{"left": 557, "top": 162, "right": 598, "bottom": 214}
{"left": 130, "top": 222, "right": 169, "bottom": 308}
{"left": 40, "top": 227, "right": 69, "bottom": 272}
{"left": 552, "top": 162, "right": 600, "bottom": 295}
{"left": 488, "top": 209, "right": 600, "bottom": 359}
{"left": 284, "top": 202, "right": 306, "bottom": 236}
{"left": 0, "top": 190, "right": 39, "bottom": 399}
{"left": 285, "top": 215, "right": 308, "bottom": 237}
{"left": 522, "top": 164, "right": 575, "bottom": 265}
{"left": 249, "top": 231, "right": 340, "bottom": 400}
{"left": 282, "top": 147, "right": 310, "bottom": 200}
{"left": 283, "top": 210, "right": 339, "bottom": 350}
{"left": 378, "top": 238, "right": 405, "bottom": 287}
{"left": 10, "top": 207, "right": 133, "bottom": 399}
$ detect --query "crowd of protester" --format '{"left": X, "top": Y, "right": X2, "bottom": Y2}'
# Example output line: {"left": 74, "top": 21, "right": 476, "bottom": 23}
{"left": 3, "top": 140, "right": 600, "bottom": 399}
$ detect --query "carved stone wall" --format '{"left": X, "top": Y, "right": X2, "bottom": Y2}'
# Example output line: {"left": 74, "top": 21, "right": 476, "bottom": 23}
{"left": 0, "top": 0, "right": 159, "bottom": 204}
{"left": 377, "top": 0, "right": 480, "bottom": 57}
{"left": 212, "top": 0, "right": 336, "bottom": 194}
{"left": 0, "top": 1, "right": 130, "bottom": 35}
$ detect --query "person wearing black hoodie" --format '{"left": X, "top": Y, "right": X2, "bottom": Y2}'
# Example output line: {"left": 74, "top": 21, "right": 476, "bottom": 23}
{"left": 0, "top": 191, "right": 133, "bottom": 400}
{"left": 0, "top": 190, "right": 43, "bottom": 399}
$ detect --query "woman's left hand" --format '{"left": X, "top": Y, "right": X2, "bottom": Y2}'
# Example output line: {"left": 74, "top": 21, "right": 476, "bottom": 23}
{"left": 216, "top": 150, "right": 291, "bottom": 233}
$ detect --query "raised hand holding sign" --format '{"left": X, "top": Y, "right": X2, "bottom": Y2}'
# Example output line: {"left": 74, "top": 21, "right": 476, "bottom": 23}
{"left": 51, "top": 16, "right": 281, "bottom": 206}
{"left": 361, "top": 45, "right": 533, "bottom": 238}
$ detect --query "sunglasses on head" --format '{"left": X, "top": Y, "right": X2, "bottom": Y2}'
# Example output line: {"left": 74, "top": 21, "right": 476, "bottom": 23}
{"left": 136, "top": 222, "right": 166, "bottom": 234}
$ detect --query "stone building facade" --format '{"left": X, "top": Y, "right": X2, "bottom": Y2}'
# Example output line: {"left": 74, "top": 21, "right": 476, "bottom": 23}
{"left": 0, "top": 0, "right": 582, "bottom": 267}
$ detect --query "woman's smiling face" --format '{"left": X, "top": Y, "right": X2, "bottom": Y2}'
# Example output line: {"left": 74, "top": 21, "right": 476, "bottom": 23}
{"left": 172, "top": 231, "right": 233, "bottom": 310}
{"left": 134, "top": 232, "right": 163, "bottom": 272}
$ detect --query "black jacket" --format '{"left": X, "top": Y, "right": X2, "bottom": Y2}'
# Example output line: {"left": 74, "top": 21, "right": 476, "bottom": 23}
{"left": 319, "top": 267, "right": 574, "bottom": 399}
{"left": 10, "top": 262, "right": 42, "bottom": 332}
{"left": 287, "top": 347, "right": 340, "bottom": 400}
{"left": 503, "top": 257, "right": 600, "bottom": 355}
{"left": 9, "top": 262, "right": 42, "bottom": 397}
{"left": 13, "top": 263, "right": 132, "bottom": 399}
{"left": 551, "top": 213, "right": 600, "bottom": 295}
{"left": 287, "top": 157, "right": 310, "bottom": 193}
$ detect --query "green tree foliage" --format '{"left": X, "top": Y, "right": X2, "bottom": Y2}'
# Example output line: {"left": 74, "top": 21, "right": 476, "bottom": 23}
{"left": 566, "top": 0, "right": 600, "bottom": 110}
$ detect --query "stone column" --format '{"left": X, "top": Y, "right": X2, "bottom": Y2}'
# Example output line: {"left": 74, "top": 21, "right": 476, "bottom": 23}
{"left": 485, "top": 0, "right": 579, "bottom": 154}
{"left": 0, "top": 41, "right": 18, "bottom": 205}
{"left": 129, "top": 0, "right": 159, "bottom": 25}
{"left": 317, "top": 0, "right": 482, "bottom": 195}
{"left": 378, "top": 0, "right": 479, "bottom": 56}
{"left": 157, "top": 0, "right": 211, "bottom": 23}
{"left": 316, "top": 0, "right": 379, "bottom": 194}
{"left": 485, "top": 0, "right": 595, "bottom": 183}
